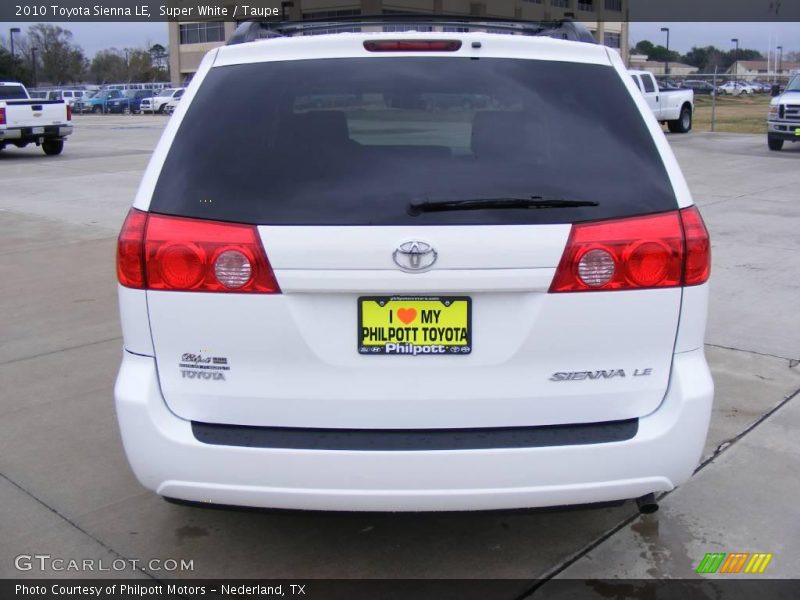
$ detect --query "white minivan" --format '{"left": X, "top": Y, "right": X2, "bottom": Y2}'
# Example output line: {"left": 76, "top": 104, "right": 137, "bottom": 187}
{"left": 115, "top": 18, "right": 713, "bottom": 513}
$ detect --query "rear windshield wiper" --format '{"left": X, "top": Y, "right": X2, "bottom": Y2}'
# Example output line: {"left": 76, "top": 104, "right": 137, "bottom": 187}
{"left": 407, "top": 197, "right": 599, "bottom": 216}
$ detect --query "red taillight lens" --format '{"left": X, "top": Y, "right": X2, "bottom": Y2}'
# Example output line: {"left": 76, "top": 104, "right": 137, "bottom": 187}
{"left": 115, "top": 209, "right": 280, "bottom": 293}
{"left": 679, "top": 205, "right": 711, "bottom": 286}
{"left": 66, "top": 104, "right": 72, "bottom": 121}
{"left": 364, "top": 40, "right": 462, "bottom": 52}
{"left": 116, "top": 208, "right": 148, "bottom": 289}
{"left": 0, "top": 107, "right": 6, "bottom": 126}
{"left": 549, "top": 211, "right": 685, "bottom": 293}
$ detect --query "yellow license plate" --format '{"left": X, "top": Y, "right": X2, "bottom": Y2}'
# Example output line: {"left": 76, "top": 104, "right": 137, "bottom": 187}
{"left": 358, "top": 296, "right": 471, "bottom": 356}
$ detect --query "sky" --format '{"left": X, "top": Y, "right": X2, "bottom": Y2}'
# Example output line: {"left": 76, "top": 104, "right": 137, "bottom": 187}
{"left": 0, "top": 21, "right": 798, "bottom": 58}
{"left": 629, "top": 22, "right": 799, "bottom": 54}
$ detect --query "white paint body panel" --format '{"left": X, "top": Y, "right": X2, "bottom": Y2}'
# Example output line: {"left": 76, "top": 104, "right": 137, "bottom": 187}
{"left": 115, "top": 348, "right": 713, "bottom": 511}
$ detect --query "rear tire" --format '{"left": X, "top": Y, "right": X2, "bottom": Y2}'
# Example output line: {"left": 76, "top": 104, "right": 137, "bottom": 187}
{"left": 668, "top": 105, "right": 692, "bottom": 133}
{"left": 768, "top": 135, "right": 784, "bottom": 151}
{"left": 92, "top": 105, "right": 102, "bottom": 114}
{"left": 42, "top": 140, "right": 64, "bottom": 156}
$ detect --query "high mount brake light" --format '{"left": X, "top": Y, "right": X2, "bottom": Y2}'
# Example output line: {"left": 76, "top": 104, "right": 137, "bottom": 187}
{"left": 364, "top": 40, "right": 462, "bottom": 52}
{"left": 116, "top": 209, "right": 281, "bottom": 293}
{"left": 549, "top": 207, "right": 710, "bottom": 293}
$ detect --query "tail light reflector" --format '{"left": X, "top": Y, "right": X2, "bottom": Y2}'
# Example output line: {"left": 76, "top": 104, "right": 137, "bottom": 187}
{"left": 680, "top": 206, "right": 711, "bottom": 285}
{"left": 549, "top": 207, "right": 710, "bottom": 293}
{"left": 116, "top": 209, "right": 280, "bottom": 293}
{"left": 364, "top": 40, "right": 462, "bottom": 52}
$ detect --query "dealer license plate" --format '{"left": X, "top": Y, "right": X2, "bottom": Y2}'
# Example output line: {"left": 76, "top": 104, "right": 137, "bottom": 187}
{"left": 32, "top": 127, "right": 45, "bottom": 134}
{"left": 358, "top": 296, "right": 471, "bottom": 356}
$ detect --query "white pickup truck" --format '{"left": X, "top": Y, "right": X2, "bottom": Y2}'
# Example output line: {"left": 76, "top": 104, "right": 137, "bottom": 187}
{"left": 767, "top": 73, "right": 800, "bottom": 151}
{"left": 629, "top": 70, "right": 694, "bottom": 133}
{"left": 0, "top": 81, "right": 73, "bottom": 155}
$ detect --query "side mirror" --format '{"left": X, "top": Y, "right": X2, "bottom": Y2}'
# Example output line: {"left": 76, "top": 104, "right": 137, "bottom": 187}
{"left": 771, "top": 84, "right": 781, "bottom": 97}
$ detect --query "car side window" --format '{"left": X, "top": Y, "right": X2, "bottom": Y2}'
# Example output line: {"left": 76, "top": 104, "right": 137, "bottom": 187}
{"left": 631, "top": 75, "right": 642, "bottom": 92}
{"left": 175, "top": 90, "right": 184, "bottom": 99}
{"left": 642, "top": 75, "right": 656, "bottom": 94}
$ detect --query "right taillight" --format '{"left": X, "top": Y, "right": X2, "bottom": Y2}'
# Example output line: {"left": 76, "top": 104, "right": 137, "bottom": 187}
{"left": 549, "top": 207, "right": 710, "bottom": 293}
{"left": 0, "top": 107, "right": 6, "bottom": 126}
{"left": 116, "top": 208, "right": 280, "bottom": 293}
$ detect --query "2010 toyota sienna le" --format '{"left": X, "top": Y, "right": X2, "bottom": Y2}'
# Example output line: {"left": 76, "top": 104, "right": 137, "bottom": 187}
{"left": 114, "top": 17, "right": 713, "bottom": 512}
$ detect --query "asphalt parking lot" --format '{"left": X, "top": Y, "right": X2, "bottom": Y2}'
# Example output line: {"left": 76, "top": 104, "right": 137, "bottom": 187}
{"left": 1, "top": 115, "right": 799, "bottom": 586}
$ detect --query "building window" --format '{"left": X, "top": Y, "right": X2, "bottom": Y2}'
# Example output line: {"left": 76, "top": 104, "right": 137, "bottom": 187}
{"left": 302, "top": 8, "right": 361, "bottom": 34}
{"left": 604, "top": 32, "right": 621, "bottom": 48}
{"left": 179, "top": 21, "right": 225, "bottom": 44}
{"left": 303, "top": 9, "right": 361, "bottom": 19}
{"left": 605, "top": 0, "right": 623, "bottom": 11}
{"left": 522, "top": 0, "right": 544, "bottom": 4}
{"left": 550, "top": 0, "right": 569, "bottom": 7}
{"left": 578, "top": 0, "right": 595, "bottom": 11}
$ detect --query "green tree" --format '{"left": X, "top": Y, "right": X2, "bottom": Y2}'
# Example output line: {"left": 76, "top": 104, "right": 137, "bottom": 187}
{"left": 0, "top": 46, "right": 32, "bottom": 85}
{"left": 26, "top": 24, "right": 86, "bottom": 84}
{"left": 90, "top": 48, "right": 127, "bottom": 84}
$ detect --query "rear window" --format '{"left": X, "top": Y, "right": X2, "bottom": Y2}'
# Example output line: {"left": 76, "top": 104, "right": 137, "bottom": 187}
{"left": 152, "top": 57, "right": 677, "bottom": 225}
{"left": 0, "top": 85, "right": 29, "bottom": 100}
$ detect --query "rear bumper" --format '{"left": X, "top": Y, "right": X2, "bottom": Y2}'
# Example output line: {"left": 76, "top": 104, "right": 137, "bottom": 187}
{"left": 0, "top": 125, "right": 72, "bottom": 143}
{"left": 114, "top": 348, "right": 713, "bottom": 511}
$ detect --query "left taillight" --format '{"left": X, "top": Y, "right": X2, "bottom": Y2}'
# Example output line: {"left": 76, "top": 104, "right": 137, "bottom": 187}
{"left": 0, "top": 107, "right": 6, "bottom": 126}
{"left": 116, "top": 208, "right": 281, "bottom": 293}
{"left": 66, "top": 104, "right": 72, "bottom": 121}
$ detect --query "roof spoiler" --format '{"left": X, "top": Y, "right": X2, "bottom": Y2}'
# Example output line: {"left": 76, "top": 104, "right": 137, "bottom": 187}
{"left": 227, "top": 14, "right": 597, "bottom": 46}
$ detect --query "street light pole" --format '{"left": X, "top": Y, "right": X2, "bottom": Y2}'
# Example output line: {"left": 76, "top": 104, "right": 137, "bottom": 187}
{"left": 660, "top": 27, "right": 670, "bottom": 76}
{"left": 31, "top": 47, "right": 38, "bottom": 88}
{"left": 777, "top": 45, "right": 783, "bottom": 75}
{"left": 731, "top": 38, "right": 739, "bottom": 80}
{"left": 9, "top": 27, "right": 21, "bottom": 80}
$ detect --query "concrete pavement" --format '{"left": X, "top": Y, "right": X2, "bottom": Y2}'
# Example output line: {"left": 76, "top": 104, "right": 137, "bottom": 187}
{"left": 0, "top": 118, "right": 798, "bottom": 585}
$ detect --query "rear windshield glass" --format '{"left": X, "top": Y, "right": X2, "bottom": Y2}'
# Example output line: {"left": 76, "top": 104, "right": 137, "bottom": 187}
{"left": 151, "top": 57, "right": 677, "bottom": 225}
{"left": 0, "top": 85, "right": 29, "bottom": 100}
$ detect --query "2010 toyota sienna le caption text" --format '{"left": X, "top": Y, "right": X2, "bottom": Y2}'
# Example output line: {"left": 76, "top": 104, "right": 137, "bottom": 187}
{"left": 114, "top": 18, "right": 713, "bottom": 513}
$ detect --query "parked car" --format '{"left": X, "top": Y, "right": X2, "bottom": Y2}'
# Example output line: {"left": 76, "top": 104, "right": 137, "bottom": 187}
{"left": 745, "top": 81, "right": 769, "bottom": 93}
{"left": 115, "top": 21, "right": 712, "bottom": 513}
{"left": 139, "top": 88, "right": 185, "bottom": 113}
{"left": 629, "top": 70, "right": 694, "bottom": 132}
{"left": 163, "top": 95, "right": 182, "bottom": 115}
{"left": 767, "top": 73, "right": 800, "bottom": 151}
{"left": 47, "top": 89, "right": 88, "bottom": 106}
{"left": 73, "top": 89, "right": 125, "bottom": 114}
{"left": 656, "top": 78, "right": 682, "bottom": 91}
{"left": 0, "top": 81, "right": 73, "bottom": 155}
{"left": 682, "top": 80, "right": 716, "bottom": 95}
{"left": 717, "top": 81, "right": 755, "bottom": 96}
{"left": 107, "top": 90, "right": 153, "bottom": 114}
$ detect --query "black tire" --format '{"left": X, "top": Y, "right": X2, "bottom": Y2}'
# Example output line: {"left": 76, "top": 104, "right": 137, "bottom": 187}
{"left": 668, "top": 105, "right": 693, "bottom": 134}
{"left": 42, "top": 140, "right": 64, "bottom": 156}
{"left": 768, "top": 135, "right": 784, "bottom": 151}
{"left": 157, "top": 104, "right": 165, "bottom": 114}
{"left": 92, "top": 105, "right": 102, "bottom": 114}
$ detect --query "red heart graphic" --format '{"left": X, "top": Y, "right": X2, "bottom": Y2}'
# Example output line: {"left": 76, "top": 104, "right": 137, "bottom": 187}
{"left": 397, "top": 308, "right": 417, "bottom": 325}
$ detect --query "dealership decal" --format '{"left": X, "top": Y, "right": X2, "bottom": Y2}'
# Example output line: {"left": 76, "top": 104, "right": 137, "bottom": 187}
{"left": 179, "top": 352, "right": 229, "bottom": 381}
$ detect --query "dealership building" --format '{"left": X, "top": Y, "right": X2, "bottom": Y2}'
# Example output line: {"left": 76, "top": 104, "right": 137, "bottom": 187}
{"left": 167, "top": 0, "right": 629, "bottom": 85}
